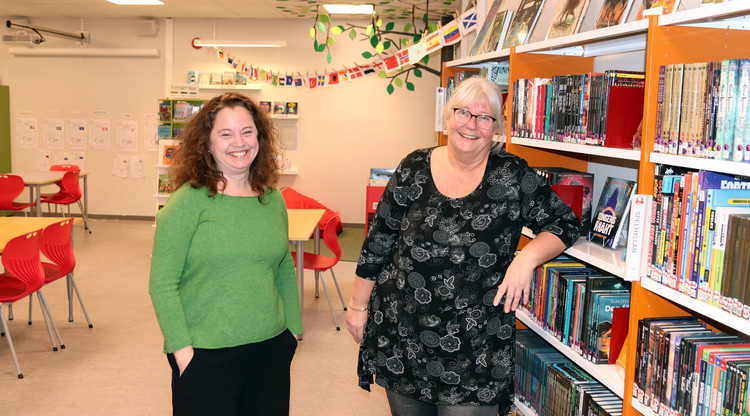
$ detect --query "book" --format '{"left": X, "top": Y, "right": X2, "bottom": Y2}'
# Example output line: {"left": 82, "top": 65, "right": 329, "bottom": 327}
{"left": 221, "top": 71, "right": 235, "bottom": 85}
{"left": 209, "top": 72, "right": 222, "bottom": 85}
{"left": 157, "top": 173, "right": 171, "bottom": 194}
{"left": 732, "top": 59, "right": 750, "bottom": 162}
{"left": 259, "top": 101, "right": 271, "bottom": 113}
{"left": 198, "top": 72, "right": 210, "bottom": 87}
{"left": 637, "top": 0, "right": 681, "bottom": 19}
{"left": 285, "top": 102, "right": 298, "bottom": 115}
{"left": 479, "top": 10, "right": 514, "bottom": 54}
{"left": 591, "top": 292, "right": 630, "bottom": 364}
{"left": 625, "top": 194, "right": 652, "bottom": 281}
{"left": 502, "top": 0, "right": 547, "bottom": 49}
{"left": 273, "top": 101, "right": 285, "bottom": 114}
{"left": 588, "top": 176, "right": 637, "bottom": 249}
{"left": 546, "top": 0, "right": 590, "bottom": 40}
{"left": 187, "top": 70, "right": 197, "bottom": 85}
{"left": 158, "top": 101, "right": 171, "bottom": 122}
{"left": 594, "top": 0, "right": 634, "bottom": 29}
{"left": 469, "top": 0, "right": 506, "bottom": 56}
{"left": 535, "top": 167, "right": 594, "bottom": 234}
{"left": 157, "top": 125, "right": 171, "bottom": 141}
{"left": 158, "top": 139, "right": 179, "bottom": 166}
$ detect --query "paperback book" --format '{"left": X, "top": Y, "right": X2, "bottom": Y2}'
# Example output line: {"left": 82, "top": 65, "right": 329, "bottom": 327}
{"left": 502, "top": 0, "right": 547, "bottom": 49}
{"left": 587, "top": 177, "right": 637, "bottom": 249}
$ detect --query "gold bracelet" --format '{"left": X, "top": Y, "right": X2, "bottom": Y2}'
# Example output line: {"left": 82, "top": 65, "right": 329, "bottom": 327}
{"left": 348, "top": 304, "right": 368, "bottom": 312}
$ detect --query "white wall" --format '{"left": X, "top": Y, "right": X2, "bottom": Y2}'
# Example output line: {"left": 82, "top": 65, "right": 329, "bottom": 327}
{"left": 0, "top": 17, "right": 440, "bottom": 224}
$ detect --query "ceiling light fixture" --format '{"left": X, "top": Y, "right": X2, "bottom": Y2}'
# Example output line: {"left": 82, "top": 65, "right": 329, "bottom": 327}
{"left": 106, "top": 0, "right": 164, "bottom": 4}
{"left": 191, "top": 38, "right": 287, "bottom": 49}
{"left": 322, "top": 4, "right": 374, "bottom": 14}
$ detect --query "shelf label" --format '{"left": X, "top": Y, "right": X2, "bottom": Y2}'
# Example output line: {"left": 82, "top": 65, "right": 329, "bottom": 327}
{"left": 168, "top": 84, "right": 199, "bottom": 98}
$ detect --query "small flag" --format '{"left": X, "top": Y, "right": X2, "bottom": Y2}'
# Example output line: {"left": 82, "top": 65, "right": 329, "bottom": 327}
{"left": 409, "top": 41, "right": 427, "bottom": 63}
{"left": 286, "top": 75, "right": 293, "bottom": 85}
{"left": 396, "top": 48, "right": 410, "bottom": 66}
{"left": 328, "top": 72, "right": 339, "bottom": 85}
{"left": 317, "top": 74, "right": 326, "bottom": 87}
{"left": 383, "top": 54, "right": 400, "bottom": 72}
{"left": 308, "top": 75, "right": 318, "bottom": 89}
{"left": 294, "top": 75, "right": 303, "bottom": 87}
{"left": 459, "top": 8, "right": 478, "bottom": 34}
{"left": 348, "top": 67, "right": 363, "bottom": 79}
{"left": 338, "top": 69, "right": 349, "bottom": 83}
{"left": 442, "top": 20, "right": 462, "bottom": 45}
{"left": 424, "top": 30, "right": 443, "bottom": 53}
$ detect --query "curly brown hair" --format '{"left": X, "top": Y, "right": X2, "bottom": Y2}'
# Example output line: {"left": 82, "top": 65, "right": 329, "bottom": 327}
{"left": 168, "top": 92, "right": 280, "bottom": 202}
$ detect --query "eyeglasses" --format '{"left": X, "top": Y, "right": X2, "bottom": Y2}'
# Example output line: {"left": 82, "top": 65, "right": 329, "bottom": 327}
{"left": 453, "top": 108, "right": 496, "bottom": 130}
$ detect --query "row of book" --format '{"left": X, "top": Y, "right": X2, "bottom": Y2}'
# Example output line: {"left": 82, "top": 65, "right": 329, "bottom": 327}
{"left": 158, "top": 101, "right": 204, "bottom": 123}
{"left": 368, "top": 168, "right": 395, "bottom": 187}
{"left": 510, "top": 71, "right": 644, "bottom": 148}
{"left": 633, "top": 316, "right": 750, "bottom": 416}
{"left": 654, "top": 59, "right": 750, "bottom": 163}
{"left": 515, "top": 330, "right": 623, "bottom": 416}
{"left": 523, "top": 255, "right": 630, "bottom": 366}
{"left": 632, "top": 165, "right": 750, "bottom": 312}
{"left": 189, "top": 70, "right": 250, "bottom": 86}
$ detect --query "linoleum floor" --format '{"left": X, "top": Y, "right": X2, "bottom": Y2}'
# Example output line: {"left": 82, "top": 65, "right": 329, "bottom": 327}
{"left": 0, "top": 219, "right": 389, "bottom": 415}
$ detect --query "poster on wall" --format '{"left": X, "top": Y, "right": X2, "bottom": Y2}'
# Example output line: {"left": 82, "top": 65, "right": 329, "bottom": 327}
{"left": 17, "top": 117, "right": 37, "bottom": 148}
{"left": 66, "top": 119, "right": 87, "bottom": 149}
{"left": 71, "top": 151, "right": 86, "bottom": 171}
{"left": 36, "top": 150, "right": 51, "bottom": 171}
{"left": 117, "top": 120, "right": 138, "bottom": 152}
{"left": 130, "top": 156, "right": 145, "bottom": 178}
{"left": 89, "top": 119, "right": 111, "bottom": 150}
{"left": 112, "top": 154, "right": 128, "bottom": 178}
{"left": 43, "top": 119, "right": 65, "bottom": 150}
{"left": 143, "top": 120, "right": 159, "bottom": 151}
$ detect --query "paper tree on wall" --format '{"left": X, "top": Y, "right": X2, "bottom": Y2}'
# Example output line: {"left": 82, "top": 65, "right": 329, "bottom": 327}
{"left": 310, "top": 5, "right": 443, "bottom": 95}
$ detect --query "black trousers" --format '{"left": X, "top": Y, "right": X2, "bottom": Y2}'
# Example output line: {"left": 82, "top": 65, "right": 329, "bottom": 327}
{"left": 167, "top": 329, "right": 298, "bottom": 416}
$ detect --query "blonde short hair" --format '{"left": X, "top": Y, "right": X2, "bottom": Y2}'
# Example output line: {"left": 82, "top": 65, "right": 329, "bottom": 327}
{"left": 443, "top": 77, "right": 505, "bottom": 132}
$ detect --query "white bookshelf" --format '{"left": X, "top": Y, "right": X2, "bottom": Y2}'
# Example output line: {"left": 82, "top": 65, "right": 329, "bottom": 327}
{"left": 513, "top": 137, "right": 642, "bottom": 161}
{"left": 649, "top": 153, "right": 750, "bottom": 177}
{"left": 523, "top": 228, "right": 626, "bottom": 278}
{"left": 199, "top": 84, "right": 261, "bottom": 90}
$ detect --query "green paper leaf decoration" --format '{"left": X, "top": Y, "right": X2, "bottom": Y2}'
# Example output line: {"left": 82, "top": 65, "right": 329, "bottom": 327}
{"left": 320, "top": 13, "right": 330, "bottom": 23}
{"left": 376, "top": 18, "right": 383, "bottom": 27}
{"left": 387, "top": 84, "right": 394, "bottom": 95}
{"left": 316, "top": 42, "right": 326, "bottom": 52}
{"left": 385, "top": 22, "right": 395, "bottom": 31}
{"left": 383, "top": 40, "right": 391, "bottom": 50}
{"left": 413, "top": 34, "right": 421, "bottom": 43}
{"left": 414, "top": 68, "right": 422, "bottom": 77}
{"left": 327, "top": 51, "right": 332, "bottom": 63}
{"left": 428, "top": 23, "right": 438, "bottom": 32}
{"left": 376, "top": 42, "right": 385, "bottom": 54}
{"left": 331, "top": 25, "right": 343, "bottom": 35}
{"left": 327, "top": 37, "right": 335, "bottom": 46}
{"left": 366, "top": 24, "right": 373, "bottom": 35}
{"left": 394, "top": 77, "right": 403, "bottom": 87}
{"left": 404, "top": 23, "right": 413, "bottom": 32}
{"left": 370, "top": 35, "right": 379, "bottom": 47}
{"left": 422, "top": 55, "right": 429, "bottom": 64}
{"left": 349, "top": 29, "right": 357, "bottom": 40}
{"left": 362, "top": 51, "right": 373, "bottom": 59}
{"left": 378, "top": 70, "right": 387, "bottom": 78}
{"left": 406, "top": 82, "right": 415, "bottom": 91}
{"left": 317, "top": 22, "right": 326, "bottom": 33}
{"left": 309, "top": 27, "right": 316, "bottom": 38}
{"left": 313, "top": 39, "right": 319, "bottom": 50}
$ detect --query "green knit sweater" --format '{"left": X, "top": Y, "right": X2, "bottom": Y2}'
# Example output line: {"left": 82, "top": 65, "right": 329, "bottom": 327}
{"left": 149, "top": 185, "right": 303, "bottom": 354}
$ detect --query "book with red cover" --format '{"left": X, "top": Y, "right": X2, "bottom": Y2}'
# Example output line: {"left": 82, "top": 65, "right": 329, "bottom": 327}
{"left": 609, "top": 306, "right": 630, "bottom": 365}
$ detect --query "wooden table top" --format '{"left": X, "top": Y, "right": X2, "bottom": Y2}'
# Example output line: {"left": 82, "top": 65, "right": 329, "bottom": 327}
{"left": 287, "top": 209, "right": 325, "bottom": 241}
{"left": 9, "top": 171, "right": 90, "bottom": 185}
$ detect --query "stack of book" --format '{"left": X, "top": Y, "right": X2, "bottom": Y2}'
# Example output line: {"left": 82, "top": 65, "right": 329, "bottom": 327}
{"left": 641, "top": 166, "right": 750, "bottom": 312}
{"left": 510, "top": 71, "right": 644, "bottom": 148}
{"left": 369, "top": 168, "right": 395, "bottom": 187}
{"left": 633, "top": 316, "right": 750, "bottom": 416}
{"left": 523, "top": 255, "right": 630, "bottom": 365}
{"left": 515, "top": 330, "right": 623, "bottom": 416}
{"left": 653, "top": 59, "right": 750, "bottom": 163}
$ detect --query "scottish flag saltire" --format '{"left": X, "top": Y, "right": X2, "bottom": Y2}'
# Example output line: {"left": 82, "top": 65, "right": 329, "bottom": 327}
{"left": 460, "top": 8, "right": 478, "bottom": 34}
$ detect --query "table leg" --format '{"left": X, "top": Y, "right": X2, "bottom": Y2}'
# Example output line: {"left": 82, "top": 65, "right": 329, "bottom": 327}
{"left": 34, "top": 184, "right": 42, "bottom": 217}
{"left": 295, "top": 240, "right": 304, "bottom": 315}
{"left": 314, "top": 225, "right": 320, "bottom": 298}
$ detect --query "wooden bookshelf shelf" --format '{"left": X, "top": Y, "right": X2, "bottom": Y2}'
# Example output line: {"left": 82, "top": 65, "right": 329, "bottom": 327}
{"left": 516, "top": 310, "right": 625, "bottom": 398}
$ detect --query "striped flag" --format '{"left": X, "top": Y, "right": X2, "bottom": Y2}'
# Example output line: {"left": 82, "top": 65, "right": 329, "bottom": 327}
{"left": 442, "top": 20, "right": 462, "bottom": 45}
{"left": 424, "top": 30, "right": 443, "bottom": 53}
{"left": 397, "top": 48, "right": 410, "bottom": 66}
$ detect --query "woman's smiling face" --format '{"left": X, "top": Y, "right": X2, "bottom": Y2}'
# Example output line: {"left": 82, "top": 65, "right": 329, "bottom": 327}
{"left": 209, "top": 106, "right": 259, "bottom": 177}
{"left": 445, "top": 99, "right": 497, "bottom": 155}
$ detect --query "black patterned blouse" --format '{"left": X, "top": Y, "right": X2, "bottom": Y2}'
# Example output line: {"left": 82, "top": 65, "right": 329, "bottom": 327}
{"left": 355, "top": 145, "right": 581, "bottom": 410}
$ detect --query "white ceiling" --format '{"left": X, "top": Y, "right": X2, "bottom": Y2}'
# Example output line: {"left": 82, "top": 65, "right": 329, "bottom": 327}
{"left": 0, "top": 0, "right": 460, "bottom": 20}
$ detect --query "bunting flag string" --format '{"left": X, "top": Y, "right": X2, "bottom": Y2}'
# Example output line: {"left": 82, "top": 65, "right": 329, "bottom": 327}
{"left": 201, "top": 9, "right": 476, "bottom": 90}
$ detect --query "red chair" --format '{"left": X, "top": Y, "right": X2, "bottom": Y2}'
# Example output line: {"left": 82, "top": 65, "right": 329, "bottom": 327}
{"left": 37, "top": 219, "right": 93, "bottom": 328}
{"left": 46, "top": 164, "right": 80, "bottom": 197}
{"left": 291, "top": 213, "right": 347, "bottom": 330}
{"left": 0, "top": 230, "right": 65, "bottom": 379}
{"left": 281, "top": 187, "right": 343, "bottom": 235}
{"left": 0, "top": 174, "right": 36, "bottom": 216}
{"left": 40, "top": 170, "right": 90, "bottom": 232}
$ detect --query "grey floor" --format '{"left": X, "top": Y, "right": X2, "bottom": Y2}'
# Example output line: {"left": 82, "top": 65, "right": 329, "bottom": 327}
{"left": 0, "top": 219, "right": 389, "bottom": 415}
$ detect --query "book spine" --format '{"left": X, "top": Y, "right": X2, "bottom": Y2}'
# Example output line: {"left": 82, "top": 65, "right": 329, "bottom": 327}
{"left": 732, "top": 59, "right": 750, "bottom": 162}
{"left": 655, "top": 65, "right": 667, "bottom": 153}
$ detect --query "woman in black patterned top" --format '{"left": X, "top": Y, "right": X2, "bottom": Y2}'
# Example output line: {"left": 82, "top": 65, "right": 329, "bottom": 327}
{"left": 345, "top": 77, "right": 581, "bottom": 416}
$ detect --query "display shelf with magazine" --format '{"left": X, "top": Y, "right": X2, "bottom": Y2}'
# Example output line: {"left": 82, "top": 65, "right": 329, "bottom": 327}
{"left": 199, "top": 83, "right": 262, "bottom": 91}
{"left": 443, "top": 4, "right": 750, "bottom": 415}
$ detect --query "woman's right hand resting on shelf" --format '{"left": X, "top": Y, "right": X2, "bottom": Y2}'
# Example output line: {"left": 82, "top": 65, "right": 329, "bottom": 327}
{"left": 173, "top": 345, "right": 194, "bottom": 376}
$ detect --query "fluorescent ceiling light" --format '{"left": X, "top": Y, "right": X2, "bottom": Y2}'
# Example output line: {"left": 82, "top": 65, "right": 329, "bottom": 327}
{"left": 322, "top": 4, "right": 374, "bottom": 14}
{"left": 9, "top": 47, "right": 160, "bottom": 57}
{"left": 107, "top": 0, "right": 164, "bottom": 5}
{"left": 191, "top": 38, "right": 287, "bottom": 48}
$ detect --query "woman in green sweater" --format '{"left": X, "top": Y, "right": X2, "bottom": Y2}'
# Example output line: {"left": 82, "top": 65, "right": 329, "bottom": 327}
{"left": 149, "top": 92, "right": 302, "bottom": 416}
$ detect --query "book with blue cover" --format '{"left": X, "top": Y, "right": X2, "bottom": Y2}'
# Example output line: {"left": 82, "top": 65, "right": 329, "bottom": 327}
{"left": 588, "top": 176, "right": 637, "bottom": 249}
